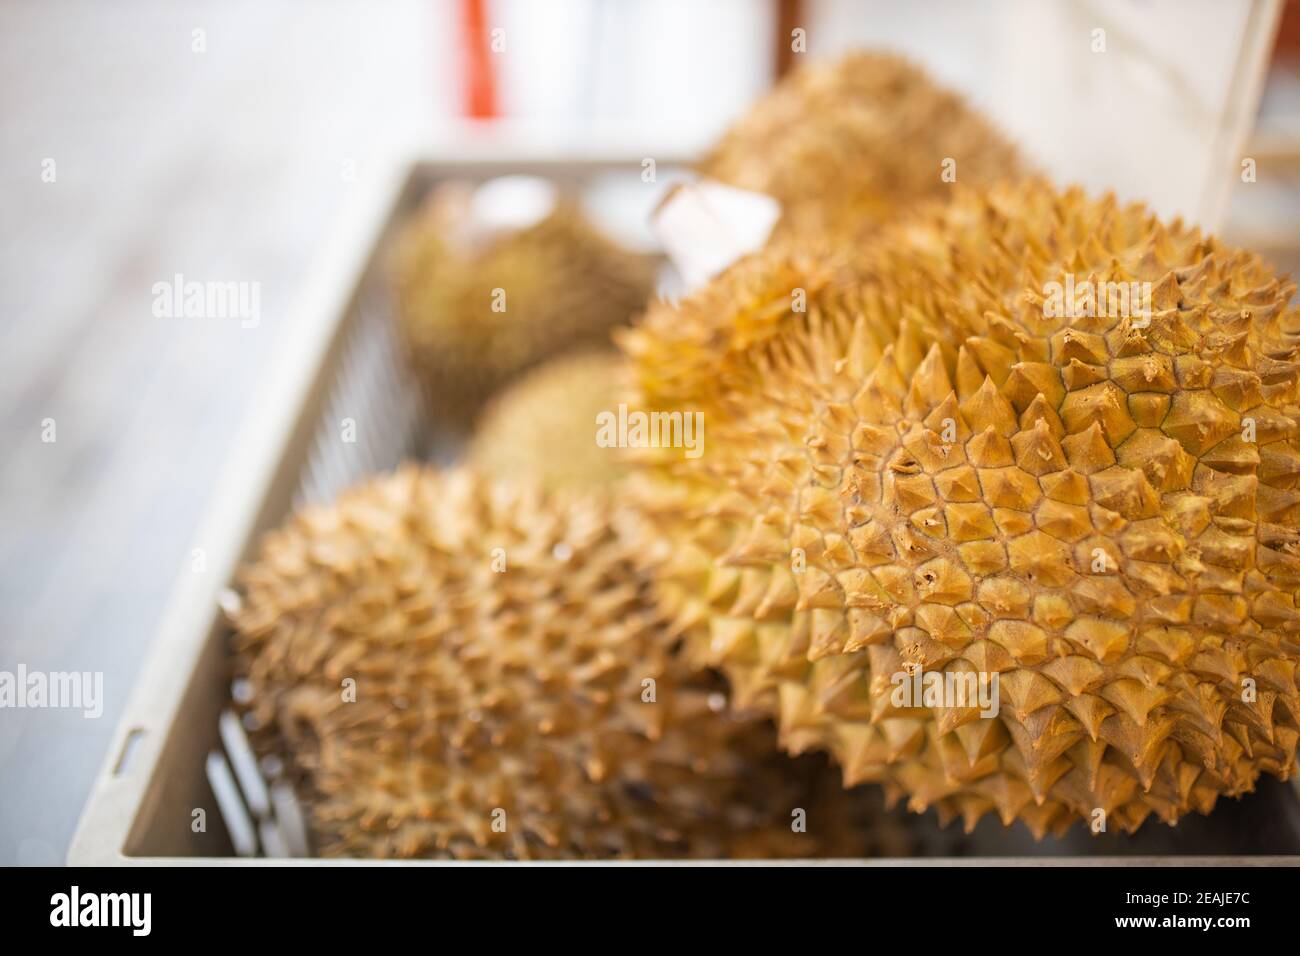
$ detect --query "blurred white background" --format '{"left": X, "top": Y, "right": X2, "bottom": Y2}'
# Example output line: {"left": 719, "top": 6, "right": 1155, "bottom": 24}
{"left": 1, "top": 0, "right": 1297, "bottom": 865}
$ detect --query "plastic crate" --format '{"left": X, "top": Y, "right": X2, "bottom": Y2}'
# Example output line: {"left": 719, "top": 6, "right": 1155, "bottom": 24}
{"left": 69, "top": 151, "right": 1300, "bottom": 865}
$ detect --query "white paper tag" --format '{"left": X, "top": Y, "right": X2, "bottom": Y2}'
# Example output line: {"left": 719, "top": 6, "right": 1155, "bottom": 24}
{"left": 651, "top": 179, "right": 781, "bottom": 291}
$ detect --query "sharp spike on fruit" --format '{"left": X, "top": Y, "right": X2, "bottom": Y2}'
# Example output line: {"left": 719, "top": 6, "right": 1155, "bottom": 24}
{"left": 894, "top": 321, "right": 927, "bottom": 378}
{"left": 1003, "top": 362, "right": 1065, "bottom": 411}
{"left": 923, "top": 392, "right": 969, "bottom": 441}
{"left": 955, "top": 346, "right": 985, "bottom": 400}
{"left": 1060, "top": 421, "right": 1117, "bottom": 474}
{"left": 1018, "top": 393, "right": 1066, "bottom": 438}
{"left": 905, "top": 344, "right": 954, "bottom": 417}
{"left": 966, "top": 336, "right": 1016, "bottom": 385}
{"left": 960, "top": 376, "right": 1019, "bottom": 436}
{"left": 966, "top": 425, "right": 1014, "bottom": 467}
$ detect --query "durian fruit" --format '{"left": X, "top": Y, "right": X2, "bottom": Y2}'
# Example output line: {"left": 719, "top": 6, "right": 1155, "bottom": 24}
{"left": 698, "top": 51, "right": 1024, "bottom": 240}
{"left": 468, "top": 351, "right": 628, "bottom": 490}
{"left": 230, "top": 466, "right": 908, "bottom": 859}
{"left": 622, "top": 179, "right": 1300, "bottom": 837}
{"left": 393, "top": 184, "right": 657, "bottom": 429}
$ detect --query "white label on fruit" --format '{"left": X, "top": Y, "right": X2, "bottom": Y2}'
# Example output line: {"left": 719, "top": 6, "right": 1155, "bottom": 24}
{"left": 651, "top": 179, "right": 781, "bottom": 291}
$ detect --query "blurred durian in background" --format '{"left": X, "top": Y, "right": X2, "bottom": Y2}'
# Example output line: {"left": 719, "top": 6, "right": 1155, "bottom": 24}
{"left": 469, "top": 350, "right": 629, "bottom": 491}
{"left": 393, "top": 177, "right": 657, "bottom": 431}
{"left": 698, "top": 52, "right": 1026, "bottom": 239}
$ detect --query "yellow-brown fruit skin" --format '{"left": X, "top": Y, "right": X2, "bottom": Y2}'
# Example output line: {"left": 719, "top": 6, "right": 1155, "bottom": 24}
{"left": 231, "top": 467, "right": 908, "bottom": 859}
{"left": 624, "top": 180, "right": 1300, "bottom": 838}
{"left": 698, "top": 51, "right": 1024, "bottom": 239}
{"left": 468, "top": 351, "right": 629, "bottom": 490}
{"left": 393, "top": 190, "right": 656, "bottom": 430}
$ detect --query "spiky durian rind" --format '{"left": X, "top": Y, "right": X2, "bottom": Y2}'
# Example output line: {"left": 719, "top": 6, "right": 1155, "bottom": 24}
{"left": 231, "top": 467, "right": 908, "bottom": 859}
{"left": 625, "top": 179, "right": 1300, "bottom": 837}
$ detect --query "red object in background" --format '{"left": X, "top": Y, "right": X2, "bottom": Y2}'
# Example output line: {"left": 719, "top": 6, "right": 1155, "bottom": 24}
{"left": 459, "top": 0, "right": 498, "bottom": 117}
